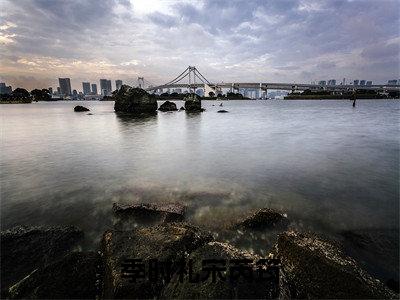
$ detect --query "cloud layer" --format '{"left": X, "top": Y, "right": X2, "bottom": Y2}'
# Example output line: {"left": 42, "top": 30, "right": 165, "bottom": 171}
{"left": 0, "top": 0, "right": 399, "bottom": 90}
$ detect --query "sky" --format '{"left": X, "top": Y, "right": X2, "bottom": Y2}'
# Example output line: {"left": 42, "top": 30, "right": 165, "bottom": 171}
{"left": 0, "top": 0, "right": 399, "bottom": 91}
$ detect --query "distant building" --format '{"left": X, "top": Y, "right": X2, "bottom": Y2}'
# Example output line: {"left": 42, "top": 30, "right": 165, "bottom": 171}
{"left": 0, "top": 82, "right": 12, "bottom": 94}
{"left": 91, "top": 84, "right": 98, "bottom": 95}
{"left": 342, "top": 78, "right": 346, "bottom": 85}
{"left": 48, "top": 87, "right": 53, "bottom": 95}
{"left": 327, "top": 79, "right": 336, "bottom": 86}
{"left": 100, "top": 79, "right": 112, "bottom": 96}
{"left": 388, "top": 79, "right": 398, "bottom": 85}
{"left": 72, "top": 89, "right": 78, "bottom": 96}
{"left": 82, "top": 82, "right": 91, "bottom": 95}
{"left": 359, "top": 80, "right": 366, "bottom": 86}
{"left": 366, "top": 81, "right": 372, "bottom": 86}
{"left": 353, "top": 80, "right": 359, "bottom": 86}
{"left": 318, "top": 80, "right": 326, "bottom": 86}
{"left": 116, "top": 80, "right": 123, "bottom": 90}
{"left": 58, "top": 78, "right": 72, "bottom": 96}
{"left": 57, "top": 87, "right": 61, "bottom": 95}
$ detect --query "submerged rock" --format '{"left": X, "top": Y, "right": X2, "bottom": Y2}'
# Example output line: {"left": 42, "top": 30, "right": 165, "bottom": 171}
{"left": 101, "top": 223, "right": 212, "bottom": 299}
{"left": 1, "top": 226, "right": 83, "bottom": 298}
{"left": 112, "top": 202, "right": 186, "bottom": 227}
{"left": 74, "top": 105, "right": 90, "bottom": 112}
{"left": 276, "top": 230, "right": 396, "bottom": 299}
{"left": 159, "top": 100, "right": 178, "bottom": 112}
{"left": 162, "top": 241, "right": 279, "bottom": 299}
{"left": 9, "top": 252, "right": 102, "bottom": 299}
{"left": 217, "top": 110, "right": 229, "bottom": 113}
{"left": 114, "top": 85, "right": 157, "bottom": 114}
{"left": 184, "top": 93, "right": 204, "bottom": 112}
{"left": 234, "top": 208, "right": 289, "bottom": 230}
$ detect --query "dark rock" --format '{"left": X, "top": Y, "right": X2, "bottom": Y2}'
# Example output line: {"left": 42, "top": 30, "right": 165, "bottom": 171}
{"left": 87, "top": 113, "right": 93, "bottom": 115}
{"left": 159, "top": 100, "right": 178, "bottom": 112}
{"left": 112, "top": 202, "right": 186, "bottom": 227}
{"left": 1, "top": 226, "right": 83, "bottom": 298}
{"left": 179, "top": 106, "right": 185, "bottom": 111}
{"left": 114, "top": 85, "right": 157, "bottom": 114}
{"left": 162, "top": 241, "right": 279, "bottom": 299}
{"left": 217, "top": 110, "right": 229, "bottom": 113}
{"left": 8, "top": 252, "right": 102, "bottom": 299}
{"left": 276, "top": 230, "right": 397, "bottom": 299}
{"left": 341, "top": 228, "right": 399, "bottom": 293}
{"left": 184, "top": 94, "right": 204, "bottom": 112}
{"left": 74, "top": 105, "right": 90, "bottom": 112}
{"left": 234, "top": 208, "right": 289, "bottom": 230}
{"left": 101, "top": 223, "right": 212, "bottom": 299}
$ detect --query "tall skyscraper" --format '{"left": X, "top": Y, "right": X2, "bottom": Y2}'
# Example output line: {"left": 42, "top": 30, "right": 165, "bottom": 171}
{"left": 82, "top": 82, "right": 91, "bottom": 95}
{"left": 116, "top": 80, "right": 123, "bottom": 90}
{"left": 58, "top": 78, "right": 72, "bottom": 96}
{"left": 100, "top": 79, "right": 112, "bottom": 96}
{"left": 91, "top": 83, "right": 97, "bottom": 95}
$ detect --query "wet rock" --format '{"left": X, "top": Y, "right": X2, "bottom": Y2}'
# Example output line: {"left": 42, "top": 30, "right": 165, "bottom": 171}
{"left": 74, "top": 105, "right": 90, "bottom": 112}
{"left": 9, "top": 252, "right": 102, "bottom": 299}
{"left": 234, "top": 208, "right": 289, "bottom": 230}
{"left": 159, "top": 101, "right": 178, "bottom": 112}
{"left": 276, "top": 230, "right": 397, "bottom": 299}
{"left": 179, "top": 106, "right": 185, "bottom": 111}
{"left": 101, "top": 223, "right": 212, "bottom": 299}
{"left": 114, "top": 85, "right": 157, "bottom": 114}
{"left": 184, "top": 94, "right": 204, "bottom": 112}
{"left": 112, "top": 202, "right": 186, "bottom": 227}
{"left": 87, "top": 113, "right": 93, "bottom": 115}
{"left": 1, "top": 226, "right": 83, "bottom": 298}
{"left": 217, "top": 110, "right": 229, "bottom": 113}
{"left": 341, "top": 228, "right": 399, "bottom": 293}
{"left": 162, "top": 241, "right": 279, "bottom": 299}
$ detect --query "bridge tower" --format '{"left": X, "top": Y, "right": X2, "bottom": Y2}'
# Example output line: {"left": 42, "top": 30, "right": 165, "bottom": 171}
{"left": 137, "top": 77, "right": 145, "bottom": 88}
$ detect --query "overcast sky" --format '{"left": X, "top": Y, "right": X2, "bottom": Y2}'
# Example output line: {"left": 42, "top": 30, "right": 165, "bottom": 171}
{"left": 0, "top": 0, "right": 399, "bottom": 90}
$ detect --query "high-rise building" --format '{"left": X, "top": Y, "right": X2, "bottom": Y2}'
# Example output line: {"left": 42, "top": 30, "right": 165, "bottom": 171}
{"left": 0, "top": 83, "right": 6, "bottom": 94}
{"left": 58, "top": 78, "right": 72, "bottom": 96}
{"left": 91, "top": 84, "right": 97, "bottom": 95}
{"left": 353, "top": 80, "right": 359, "bottom": 86}
{"left": 359, "top": 80, "right": 366, "bottom": 86}
{"left": 100, "top": 79, "right": 112, "bottom": 96}
{"left": 116, "top": 80, "right": 123, "bottom": 90}
{"left": 366, "top": 81, "right": 372, "bottom": 86}
{"left": 82, "top": 82, "right": 91, "bottom": 95}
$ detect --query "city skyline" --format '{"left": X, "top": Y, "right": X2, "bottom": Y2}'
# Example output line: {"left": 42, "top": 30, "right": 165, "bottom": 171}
{"left": 0, "top": 0, "right": 399, "bottom": 90}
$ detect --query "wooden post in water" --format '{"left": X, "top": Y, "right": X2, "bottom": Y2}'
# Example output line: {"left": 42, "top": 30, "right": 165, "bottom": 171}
{"left": 350, "top": 92, "right": 356, "bottom": 107}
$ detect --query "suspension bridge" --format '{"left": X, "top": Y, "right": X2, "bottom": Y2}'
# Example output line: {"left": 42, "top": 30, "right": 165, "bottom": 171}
{"left": 139, "top": 66, "right": 400, "bottom": 97}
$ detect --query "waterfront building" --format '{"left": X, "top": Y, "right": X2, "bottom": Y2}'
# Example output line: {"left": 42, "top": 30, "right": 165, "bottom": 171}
{"left": 58, "top": 78, "right": 72, "bottom": 96}
{"left": 91, "top": 84, "right": 98, "bottom": 95}
{"left": 360, "top": 80, "right": 366, "bottom": 86}
{"left": 116, "top": 80, "right": 123, "bottom": 90}
{"left": 388, "top": 79, "right": 398, "bottom": 85}
{"left": 100, "top": 79, "right": 112, "bottom": 96}
{"left": 353, "top": 80, "right": 359, "bottom": 86}
{"left": 366, "top": 81, "right": 372, "bottom": 86}
{"left": 82, "top": 82, "right": 91, "bottom": 95}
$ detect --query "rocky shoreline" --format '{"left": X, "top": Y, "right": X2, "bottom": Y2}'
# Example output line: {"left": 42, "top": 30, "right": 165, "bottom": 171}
{"left": 1, "top": 203, "right": 398, "bottom": 299}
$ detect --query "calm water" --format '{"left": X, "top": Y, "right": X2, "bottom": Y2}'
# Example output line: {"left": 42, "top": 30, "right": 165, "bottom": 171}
{"left": 1, "top": 100, "right": 399, "bottom": 252}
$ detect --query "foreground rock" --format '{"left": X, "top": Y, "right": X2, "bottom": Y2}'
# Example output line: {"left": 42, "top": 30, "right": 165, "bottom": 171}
{"left": 163, "top": 241, "right": 279, "bottom": 299}
{"left": 114, "top": 85, "right": 157, "bottom": 114}
{"left": 277, "top": 231, "right": 397, "bottom": 299}
{"left": 101, "top": 223, "right": 212, "bottom": 299}
{"left": 159, "top": 100, "right": 178, "bottom": 112}
{"left": 1, "top": 226, "right": 83, "bottom": 298}
{"left": 9, "top": 252, "right": 102, "bottom": 299}
{"left": 113, "top": 202, "right": 186, "bottom": 228}
{"left": 184, "top": 93, "right": 204, "bottom": 112}
{"left": 74, "top": 105, "right": 89, "bottom": 112}
{"left": 234, "top": 208, "right": 289, "bottom": 230}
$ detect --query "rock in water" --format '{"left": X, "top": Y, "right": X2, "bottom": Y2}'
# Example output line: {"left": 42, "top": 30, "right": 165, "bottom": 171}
{"left": 8, "top": 252, "right": 102, "bottom": 299}
{"left": 217, "top": 110, "right": 229, "bottom": 113}
{"left": 184, "top": 93, "right": 204, "bottom": 112}
{"left": 276, "top": 231, "right": 396, "bottom": 299}
{"left": 112, "top": 202, "right": 186, "bottom": 227}
{"left": 179, "top": 106, "right": 185, "bottom": 111}
{"left": 1, "top": 226, "right": 83, "bottom": 298}
{"left": 114, "top": 85, "right": 157, "bottom": 114}
{"left": 234, "top": 208, "right": 289, "bottom": 230}
{"left": 74, "top": 105, "right": 90, "bottom": 112}
{"left": 162, "top": 241, "right": 279, "bottom": 299}
{"left": 158, "top": 101, "right": 177, "bottom": 112}
{"left": 101, "top": 223, "right": 212, "bottom": 299}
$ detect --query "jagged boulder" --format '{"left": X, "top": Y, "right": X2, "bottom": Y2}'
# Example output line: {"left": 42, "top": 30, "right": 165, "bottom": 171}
{"left": 101, "top": 223, "right": 213, "bottom": 299}
{"left": 184, "top": 93, "right": 204, "bottom": 112}
{"left": 233, "top": 208, "right": 289, "bottom": 230}
{"left": 162, "top": 241, "right": 279, "bottom": 299}
{"left": 276, "top": 231, "right": 397, "bottom": 299}
{"left": 159, "top": 101, "right": 178, "bottom": 112}
{"left": 74, "top": 105, "right": 89, "bottom": 112}
{"left": 114, "top": 85, "right": 158, "bottom": 114}
{"left": 1, "top": 226, "right": 83, "bottom": 298}
{"left": 8, "top": 252, "right": 102, "bottom": 299}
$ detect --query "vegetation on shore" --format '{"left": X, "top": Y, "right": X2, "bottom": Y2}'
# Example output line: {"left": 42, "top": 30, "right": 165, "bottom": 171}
{"left": 285, "top": 89, "right": 399, "bottom": 99}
